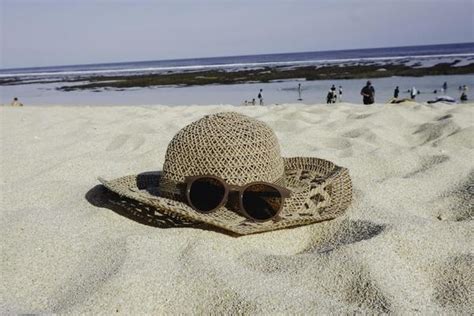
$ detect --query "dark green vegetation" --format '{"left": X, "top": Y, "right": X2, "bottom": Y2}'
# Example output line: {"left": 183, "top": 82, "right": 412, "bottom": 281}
{"left": 2, "top": 61, "right": 473, "bottom": 91}
{"left": 58, "top": 62, "right": 474, "bottom": 91}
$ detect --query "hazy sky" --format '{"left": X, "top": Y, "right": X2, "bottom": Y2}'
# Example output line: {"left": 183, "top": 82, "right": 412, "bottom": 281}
{"left": 1, "top": 0, "right": 473, "bottom": 68}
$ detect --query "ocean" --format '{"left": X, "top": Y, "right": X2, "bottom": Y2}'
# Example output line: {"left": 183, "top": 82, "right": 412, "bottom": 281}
{"left": 1, "top": 43, "right": 473, "bottom": 105}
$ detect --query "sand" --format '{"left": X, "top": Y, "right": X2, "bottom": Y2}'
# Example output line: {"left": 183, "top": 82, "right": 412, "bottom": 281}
{"left": 1, "top": 103, "right": 472, "bottom": 314}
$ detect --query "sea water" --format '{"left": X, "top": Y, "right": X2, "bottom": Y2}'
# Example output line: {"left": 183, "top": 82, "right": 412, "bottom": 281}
{"left": 2, "top": 74, "right": 472, "bottom": 106}
{"left": 1, "top": 43, "right": 473, "bottom": 105}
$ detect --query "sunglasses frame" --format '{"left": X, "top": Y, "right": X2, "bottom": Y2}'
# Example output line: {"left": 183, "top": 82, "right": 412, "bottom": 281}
{"left": 184, "top": 175, "right": 292, "bottom": 222}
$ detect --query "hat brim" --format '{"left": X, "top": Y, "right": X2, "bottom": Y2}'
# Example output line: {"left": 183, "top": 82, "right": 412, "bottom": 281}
{"left": 98, "top": 157, "right": 352, "bottom": 235}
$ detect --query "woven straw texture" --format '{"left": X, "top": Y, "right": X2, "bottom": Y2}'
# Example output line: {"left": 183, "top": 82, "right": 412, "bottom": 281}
{"left": 159, "top": 112, "right": 285, "bottom": 198}
{"left": 99, "top": 157, "right": 352, "bottom": 235}
{"left": 98, "top": 111, "right": 352, "bottom": 235}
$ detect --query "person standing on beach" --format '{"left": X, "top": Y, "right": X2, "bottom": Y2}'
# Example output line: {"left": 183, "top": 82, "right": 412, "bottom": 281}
{"left": 297, "top": 83, "right": 303, "bottom": 101}
{"left": 10, "top": 97, "right": 23, "bottom": 107}
{"left": 338, "top": 86, "right": 343, "bottom": 102}
{"left": 360, "top": 81, "right": 375, "bottom": 104}
{"left": 394, "top": 86, "right": 400, "bottom": 99}
{"left": 257, "top": 89, "right": 263, "bottom": 105}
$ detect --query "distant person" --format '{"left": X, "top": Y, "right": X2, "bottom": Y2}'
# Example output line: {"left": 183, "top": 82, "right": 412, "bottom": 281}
{"left": 394, "top": 86, "right": 400, "bottom": 99}
{"left": 458, "top": 85, "right": 463, "bottom": 91}
{"left": 297, "top": 83, "right": 303, "bottom": 101}
{"left": 410, "top": 87, "right": 418, "bottom": 100}
{"left": 331, "top": 84, "right": 337, "bottom": 102}
{"left": 326, "top": 86, "right": 337, "bottom": 104}
{"left": 326, "top": 90, "right": 334, "bottom": 104}
{"left": 252, "top": 98, "right": 256, "bottom": 105}
{"left": 460, "top": 91, "right": 468, "bottom": 101}
{"left": 462, "top": 85, "right": 468, "bottom": 92}
{"left": 443, "top": 82, "right": 448, "bottom": 91}
{"left": 360, "top": 81, "right": 375, "bottom": 104}
{"left": 10, "top": 97, "right": 23, "bottom": 107}
{"left": 338, "top": 86, "right": 343, "bottom": 102}
{"left": 257, "top": 89, "right": 263, "bottom": 105}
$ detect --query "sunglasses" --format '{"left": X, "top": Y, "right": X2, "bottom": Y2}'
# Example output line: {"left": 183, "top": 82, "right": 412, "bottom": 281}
{"left": 184, "top": 175, "right": 292, "bottom": 222}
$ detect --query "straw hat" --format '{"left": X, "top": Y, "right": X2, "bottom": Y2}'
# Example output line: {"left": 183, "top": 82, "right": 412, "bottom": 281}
{"left": 99, "top": 112, "right": 352, "bottom": 235}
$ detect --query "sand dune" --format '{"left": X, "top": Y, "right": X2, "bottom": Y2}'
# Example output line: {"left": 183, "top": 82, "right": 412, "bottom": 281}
{"left": 1, "top": 103, "right": 472, "bottom": 314}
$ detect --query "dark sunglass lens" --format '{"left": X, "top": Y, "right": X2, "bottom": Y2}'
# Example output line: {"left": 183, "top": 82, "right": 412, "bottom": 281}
{"left": 189, "top": 177, "right": 226, "bottom": 213}
{"left": 242, "top": 184, "right": 282, "bottom": 221}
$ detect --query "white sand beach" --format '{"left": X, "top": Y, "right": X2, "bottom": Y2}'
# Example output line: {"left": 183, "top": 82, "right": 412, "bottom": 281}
{"left": 1, "top": 103, "right": 472, "bottom": 314}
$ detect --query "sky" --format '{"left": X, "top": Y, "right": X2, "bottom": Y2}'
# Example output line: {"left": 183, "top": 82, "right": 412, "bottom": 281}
{"left": 1, "top": 0, "right": 473, "bottom": 69}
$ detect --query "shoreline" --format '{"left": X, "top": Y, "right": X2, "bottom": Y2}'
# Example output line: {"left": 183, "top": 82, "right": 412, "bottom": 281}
{"left": 1, "top": 73, "right": 472, "bottom": 106}
{"left": 1, "top": 56, "right": 473, "bottom": 91}
{"left": 34, "top": 62, "right": 474, "bottom": 91}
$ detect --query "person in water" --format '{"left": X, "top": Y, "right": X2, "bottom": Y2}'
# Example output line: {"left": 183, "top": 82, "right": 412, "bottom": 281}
{"left": 394, "top": 86, "right": 400, "bottom": 99}
{"left": 327, "top": 85, "right": 337, "bottom": 104}
{"left": 10, "top": 97, "right": 23, "bottom": 107}
{"left": 257, "top": 89, "right": 263, "bottom": 105}
{"left": 360, "top": 81, "right": 375, "bottom": 104}
{"left": 410, "top": 87, "right": 418, "bottom": 100}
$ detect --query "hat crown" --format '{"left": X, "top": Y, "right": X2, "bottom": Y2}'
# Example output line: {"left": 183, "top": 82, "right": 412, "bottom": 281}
{"left": 160, "top": 112, "right": 284, "bottom": 190}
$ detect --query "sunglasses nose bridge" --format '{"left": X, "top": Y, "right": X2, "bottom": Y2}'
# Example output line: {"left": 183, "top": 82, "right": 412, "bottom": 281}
{"left": 227, "top": 184, "right": 242, "bottom": 192}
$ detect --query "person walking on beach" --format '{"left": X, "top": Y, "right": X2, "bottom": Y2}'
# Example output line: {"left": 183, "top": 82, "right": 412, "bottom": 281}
{"left": 360, "top": 81, "right": 375, "bottom": 104}
{"left": 297, "top": 83, "right": 303, "bottom": 101}
{"left": 10, "top": 97, "right": 23, "bottom": 107}
{"left": 338, "top": 86, "right": 343, "bottom": 102}
{"left": 410, "top": 87, "right": 418, "bottom": 100}
{"left": 394, "top": 86, "right": 400, "bottom": 99}
{"left": 257, "top": 89, "right": 264, "bottom": 105}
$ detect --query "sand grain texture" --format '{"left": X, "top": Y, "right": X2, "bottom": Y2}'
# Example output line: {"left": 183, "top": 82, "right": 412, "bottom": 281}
{"left": 1, "top": 103, "right": 473, "bottom": 314}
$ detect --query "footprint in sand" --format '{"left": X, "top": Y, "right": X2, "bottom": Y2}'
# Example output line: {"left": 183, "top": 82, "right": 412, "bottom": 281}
{"left": 106, "top": 134, "right": 145, "bottom": 152}
{"left": 47, "top": 239, "right": 127, "bottom": 313}
{"left": 432, "top": 254, "right": 472, "bottom": 313}
{"left": 403, "top": 154, "right": 450, "bottom": 178}
{"left": 412, "top": 118, "right": 460, "bottom": 145}
{"left": 347, "top": 113, "right": 374, "bottom": 120}
{"left": 240, "top": 220, "right": 386, "bottom": 272}
{"left": 342, "top": 261, "right": 392, "bottom": 313}
{"left": 322, "top": 137, "right": 352, "bottom": 150}
{"left": 238, "top": 232, "right": 392, "bottom": 313}
{"left": 342, "top": 127, "right": 377, "bottom": 143}
{"left": 434, "top": 170, "right": 474, "bottom": 221}
{"left": 305, "top": 219, "right": 387, "bottom": 254}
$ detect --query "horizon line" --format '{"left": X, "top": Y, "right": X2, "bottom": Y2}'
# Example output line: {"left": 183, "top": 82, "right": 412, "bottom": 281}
{"left": 2, "top": 41, "right": 473, "bottom": 71}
